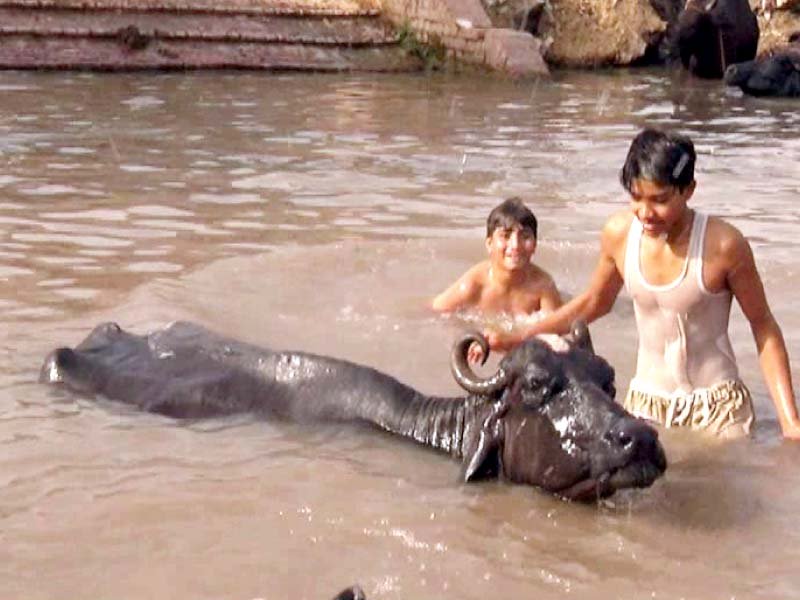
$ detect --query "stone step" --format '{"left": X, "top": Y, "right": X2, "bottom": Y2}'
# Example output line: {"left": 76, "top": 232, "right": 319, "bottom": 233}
{"left": 0, "top": 0, "right": 422, "bottom": 72}
{"left": 0, "top": 7, "right": 399, "bottom": 45}
{"left": 0, "top": 35, "right": 422, "bottom": 70}
{"left": 0, "top": 0, "right": 380, "bottom": 16}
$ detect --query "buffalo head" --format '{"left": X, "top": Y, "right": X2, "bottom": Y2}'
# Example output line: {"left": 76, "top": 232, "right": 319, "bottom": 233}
{"left": 724, "top": 47, "right": 800, "bottom": 97}
{"left": 449, "top": 323, "right": 667, "bottom": 502}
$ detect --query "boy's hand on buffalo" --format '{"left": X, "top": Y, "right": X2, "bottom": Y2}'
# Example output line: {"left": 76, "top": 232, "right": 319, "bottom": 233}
{"left": 780, "top": 418, "right": 800, "bottom": 440}
{"left": 467, "top": 341, "right": 486, "bottom": 365}
{"left": 483, "top": 328, "right": 519, "bottom": 352}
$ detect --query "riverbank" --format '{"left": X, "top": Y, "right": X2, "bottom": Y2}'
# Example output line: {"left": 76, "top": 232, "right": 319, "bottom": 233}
{"left": 0, "top": 0, "right": 796, "bottom": 75}
{"left": 482, "top": 0, "right": 800, "bottom": 67}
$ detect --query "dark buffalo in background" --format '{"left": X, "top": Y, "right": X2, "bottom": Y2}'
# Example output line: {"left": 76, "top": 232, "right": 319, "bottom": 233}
{"left": 725, "top": 31, "right": 800, "bottom": 96}
{"left": 40, "top": 320, "right": 667, "bottom": 502}
{"left": 674, "top": 0, "right": 759, "bottom": 78}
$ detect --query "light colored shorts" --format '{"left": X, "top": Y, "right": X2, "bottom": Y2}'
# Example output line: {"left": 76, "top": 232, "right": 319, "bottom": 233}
{"left": 623, "top": 379, "right": 755, "bottom": 438}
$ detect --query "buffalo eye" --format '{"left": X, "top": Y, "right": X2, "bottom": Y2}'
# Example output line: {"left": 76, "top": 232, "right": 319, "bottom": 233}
{"left": 523, "top": 363, "right": 551, "bottom": 386}
{"left": 520, "top": 363, "right": 565, "bottom": 406}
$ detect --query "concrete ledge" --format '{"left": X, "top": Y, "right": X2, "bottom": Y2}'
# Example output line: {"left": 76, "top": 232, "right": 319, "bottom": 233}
{"left": 0, "top": 0, "right": 381, "bottom": 16}
{"left": 485, "top": 27, "right": 548, "bottom": 76}
{"left": 380, "top": 0, "right": 547, "bottom": 76}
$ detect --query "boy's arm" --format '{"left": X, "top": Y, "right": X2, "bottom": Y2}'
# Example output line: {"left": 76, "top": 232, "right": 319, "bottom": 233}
{"left": 431, "top": 267, "right": 481, "bottom": 313}
{"left": 726, "top": 231, "right": 800, "bottom": 439}
{"left": 486, "top": 215, "right": 627, "bottom": 350}
{"left": 538, "top": 277, "right": 563, "bottom": 313}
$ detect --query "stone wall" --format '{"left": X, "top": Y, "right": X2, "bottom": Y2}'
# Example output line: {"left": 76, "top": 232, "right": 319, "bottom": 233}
{"left": 378, "top": 0, "right": 549, "bottom": 75}
{"left": 378, "top": 0, "right": 799, "bottom": 73}
{"left": 542, "top": 0, "right": 665, "bottom": 67}
{"left": 754, "top": 0, "right": 800, "bottom": 54}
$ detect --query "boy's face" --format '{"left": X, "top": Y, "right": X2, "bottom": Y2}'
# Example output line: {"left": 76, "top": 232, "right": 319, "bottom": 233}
{"left": 486, "top": 224, "right": 536, "bottom": 271}
{"left": 629, "top": 178, "right": 695, "bottom": 238}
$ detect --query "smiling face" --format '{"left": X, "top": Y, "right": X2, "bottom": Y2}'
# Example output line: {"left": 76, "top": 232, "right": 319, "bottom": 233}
{"left": 629, "top": 178, "right": 695, "bottom": 239}
{"left": 485, "top": 224, "right": 537, "bottom": 272}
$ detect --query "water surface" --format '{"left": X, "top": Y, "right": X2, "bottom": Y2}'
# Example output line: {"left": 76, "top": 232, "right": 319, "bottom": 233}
{"left": 1, "top": 68, "right": 800, "bottom": 600}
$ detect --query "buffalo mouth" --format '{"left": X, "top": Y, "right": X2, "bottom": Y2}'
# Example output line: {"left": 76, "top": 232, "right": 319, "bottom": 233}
{"left": 556, "top": 458, "right": 667, "bottom": 503}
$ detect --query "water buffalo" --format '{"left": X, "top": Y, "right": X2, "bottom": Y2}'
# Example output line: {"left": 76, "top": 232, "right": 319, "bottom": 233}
{"left": 332, "top": 586, "right": 366, "bottom": 600}
{"left": 39, "top": 321, "right": 666, "bottom": 502}
{"left": 724, "top": 35, "right": 800, "bottom": 96}
{"left": 674, "top": 0, "right": 759, "bottom": 78}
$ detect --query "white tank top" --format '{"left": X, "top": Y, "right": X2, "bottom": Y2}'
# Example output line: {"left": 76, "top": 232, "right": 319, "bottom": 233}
{"left": 624, "top": 211, "right": 740, "bottom": 397}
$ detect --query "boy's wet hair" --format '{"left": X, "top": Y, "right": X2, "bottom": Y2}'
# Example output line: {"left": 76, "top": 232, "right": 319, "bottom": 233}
{"left": 486, "top": 197, "right": 538, "bottom": 238}
{"left": 620, "top": 128, "right": 696, "bottom": 193}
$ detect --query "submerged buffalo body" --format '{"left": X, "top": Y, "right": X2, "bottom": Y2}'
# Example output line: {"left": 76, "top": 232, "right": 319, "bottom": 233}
{"left": 40, "top": 321, "right": 666, "bottom": 501}
{"left": 724, "top": 39, "right": 800, "bottom": 97}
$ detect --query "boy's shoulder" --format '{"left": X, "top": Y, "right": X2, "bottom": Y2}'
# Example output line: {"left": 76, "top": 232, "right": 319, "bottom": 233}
{"left": 705, "top": 214, "right": 745, "bottom": 241}
{"left": 431, "top": 260, "right": 491, "bottom": 312}
{"left": 704, "top": 215, "right": 750, "bottom": 259}
{"left": 467, "top": 259, "right": 492, "bottom": 275}
{"left": 604, "top": 210, "right": 635, "bottom": 233}
{"left": 526, "top": 262, "right": 557, "bottom": 286}
{"left": 460, "top": 260, "right": 492, "bottom": 287}
{"left": 600, "top": 210, "right": 635, "bottom": 248}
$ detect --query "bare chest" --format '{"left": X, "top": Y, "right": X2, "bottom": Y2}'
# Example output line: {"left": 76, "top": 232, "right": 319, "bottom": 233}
{"left": 479, "top": 284, "right": 542, "bottom": 315}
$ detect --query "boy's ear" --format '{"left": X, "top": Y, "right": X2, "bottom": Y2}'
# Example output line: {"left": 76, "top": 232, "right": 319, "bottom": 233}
{"left": 684, "top": 180, "right": 697, "bottom": 200}
{"left": 485, "top": 236, "right": 492, "bottom": 254}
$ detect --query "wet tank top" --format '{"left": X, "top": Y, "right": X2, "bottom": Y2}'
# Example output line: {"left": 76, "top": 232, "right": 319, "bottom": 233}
{"left": 624, "top": 211, "right": 740, "bottom": 397}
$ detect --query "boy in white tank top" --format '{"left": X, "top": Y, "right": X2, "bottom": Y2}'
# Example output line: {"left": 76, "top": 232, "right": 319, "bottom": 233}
{"left": 485, "top": 128, "right": 800, "bottom": 440}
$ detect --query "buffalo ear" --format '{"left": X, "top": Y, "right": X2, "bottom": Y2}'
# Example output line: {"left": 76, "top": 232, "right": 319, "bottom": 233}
{"left": 463, "top": 401, "right": 507, "bottom": 482}
{"left": 463, "top": 430, "right": 502, "bottom": 482}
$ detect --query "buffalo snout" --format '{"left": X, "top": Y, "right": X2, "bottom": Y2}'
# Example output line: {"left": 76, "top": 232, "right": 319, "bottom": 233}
{"left": 592, "top": 416, "right": 667, "bottom": 498}
{"left": 724, "top": 61, "right": 751, "bottom": 86}
{"left": 604, "top": 417, "right": 666, "bottom": 471}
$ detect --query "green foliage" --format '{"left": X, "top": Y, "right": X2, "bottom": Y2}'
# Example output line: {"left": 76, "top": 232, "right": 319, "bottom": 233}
{"left": 397, "top": 22, "right": 447, "bottom": 71}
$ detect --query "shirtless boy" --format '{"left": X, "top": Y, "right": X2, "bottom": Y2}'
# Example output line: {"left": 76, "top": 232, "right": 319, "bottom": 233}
{"left": 432, "top": 197, "right": 561, "bottom": 361}
{"left": 485, "top": 129, "right": 800, "bottom": 439}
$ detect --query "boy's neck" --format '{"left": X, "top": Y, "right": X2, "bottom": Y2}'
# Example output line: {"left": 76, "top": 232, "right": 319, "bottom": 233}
{"left": 663, "top": 209, "right": 695, "bottom": 246}
{"left": 488, "top": 264, "right": 527, "bottom": 288}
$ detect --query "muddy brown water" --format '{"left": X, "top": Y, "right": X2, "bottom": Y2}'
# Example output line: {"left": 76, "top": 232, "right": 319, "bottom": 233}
{"left": 1, "top": 68, "right": 800, "bottom": 600}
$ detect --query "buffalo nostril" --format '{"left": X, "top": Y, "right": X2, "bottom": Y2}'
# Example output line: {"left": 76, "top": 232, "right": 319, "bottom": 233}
{"left": 605, "top": 428, "right": 634, "bottom": 450}
{"left": 606, "top": 418, "right": 666, "bottom": 473}
{"left": 607, "top": 418, "right": 658, "bottom": 453}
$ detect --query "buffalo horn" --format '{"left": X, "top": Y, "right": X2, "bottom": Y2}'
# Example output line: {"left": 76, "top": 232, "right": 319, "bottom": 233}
{"left": 569, "top": 320, "right": 595, "bottom": 354}
{"left": 450, "top": 331, "right": 512, "bottom": 395}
